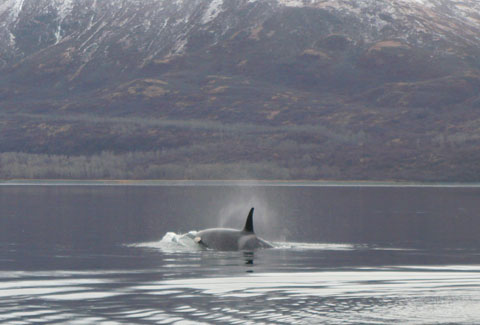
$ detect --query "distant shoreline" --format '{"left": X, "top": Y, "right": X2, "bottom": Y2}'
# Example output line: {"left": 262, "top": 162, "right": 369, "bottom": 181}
{"left": 2, "top": 179, "right": 480, "bottom": 188}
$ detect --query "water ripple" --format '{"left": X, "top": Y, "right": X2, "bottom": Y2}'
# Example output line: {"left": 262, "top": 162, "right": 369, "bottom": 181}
{"left": 1, "top": 266, "right": 480, "bottom": 324}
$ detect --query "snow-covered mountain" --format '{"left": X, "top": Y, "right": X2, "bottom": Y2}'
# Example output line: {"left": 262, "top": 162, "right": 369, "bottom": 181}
{"left": 1, "top": 0, "right": 480, "bottom": 70}
{"left": 2, "top": 0, "right": 480, "bottom": 114}
{"left": 0, "top": 0, "right": 480, "bottom": 61}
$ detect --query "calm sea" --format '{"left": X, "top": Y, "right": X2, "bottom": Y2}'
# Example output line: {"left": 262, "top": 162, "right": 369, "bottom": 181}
{"left": 1, "top": 181, "right": 480, "bottom": 324}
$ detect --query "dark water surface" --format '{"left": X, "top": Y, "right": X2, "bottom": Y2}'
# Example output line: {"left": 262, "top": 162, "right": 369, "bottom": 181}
{"left": 1, "top": 182, "right": 480, "bottom": 324}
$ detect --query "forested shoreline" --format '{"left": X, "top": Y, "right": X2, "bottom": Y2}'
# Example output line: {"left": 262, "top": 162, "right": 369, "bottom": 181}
{"left": 2, "top": 109, "right": 480, "bottom": 183}
{"left": 1, "top": 147, "right": 479, "bottom": 182}
{"left": 0, "top": 152, "right": 297, "bottom": 180}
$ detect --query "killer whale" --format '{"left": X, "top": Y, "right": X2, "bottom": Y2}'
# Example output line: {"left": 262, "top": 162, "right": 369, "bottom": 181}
{"left": 194, "top": 208, "right": 273, "bottom": 251}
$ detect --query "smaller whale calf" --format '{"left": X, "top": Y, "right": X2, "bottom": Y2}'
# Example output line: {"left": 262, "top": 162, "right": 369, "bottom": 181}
{"left": 194, "top": 208, "right": 273, "bottom": 251}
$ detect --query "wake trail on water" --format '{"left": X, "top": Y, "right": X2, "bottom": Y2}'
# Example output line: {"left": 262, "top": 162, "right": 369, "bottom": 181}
{"left": 129, "top": 232, "right": 361, "bottom": 252}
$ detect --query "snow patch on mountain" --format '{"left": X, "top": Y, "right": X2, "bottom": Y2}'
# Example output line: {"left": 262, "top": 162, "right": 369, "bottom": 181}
{"left": 54, "top": 0, "right": 74, "bottom": 20}
{"left": 53, "top": 0, "right": 74, "bottom": 44}
{"left": 276, "top": 0, "right": 304, "bottom": 7}
{"left": 0, "top": 0, "right": 25, "bottom": 24}
{"left": 201, "top": 0, "right": 224, "bottom": 24}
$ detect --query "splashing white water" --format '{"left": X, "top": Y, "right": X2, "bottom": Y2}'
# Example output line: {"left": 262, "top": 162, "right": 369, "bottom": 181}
{"left": 130, "top": 231, "right": 202, "bottom": 252}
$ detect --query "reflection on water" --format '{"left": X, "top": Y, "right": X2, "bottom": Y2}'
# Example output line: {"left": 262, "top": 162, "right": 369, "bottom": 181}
{"left": 2, "top": 239, "right": 480, "bottom": 324}
{"left": 1, "top": 257, "right": 480, "bottom": 324}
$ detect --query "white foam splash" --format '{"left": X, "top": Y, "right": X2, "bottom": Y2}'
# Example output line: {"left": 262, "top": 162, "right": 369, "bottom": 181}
{"left": 130, "top": 231, "right": 201, "bottom": 252}
{"left": 273, "top": 242, "right": 357, "bottom": 251}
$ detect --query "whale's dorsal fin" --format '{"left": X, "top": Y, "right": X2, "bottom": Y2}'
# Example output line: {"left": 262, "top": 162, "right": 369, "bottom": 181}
{"left": 243, "top": 207, "right": 254, "bottom": 233}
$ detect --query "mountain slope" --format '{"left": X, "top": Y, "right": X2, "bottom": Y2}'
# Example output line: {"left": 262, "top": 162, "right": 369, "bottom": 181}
{"left": 1, "top": 0, "right": 480, "bottom": 181}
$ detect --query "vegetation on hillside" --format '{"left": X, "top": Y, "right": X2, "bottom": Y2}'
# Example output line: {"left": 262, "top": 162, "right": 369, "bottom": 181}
{"left": 2, "top": 110, "right": 480, "bottom": 181}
